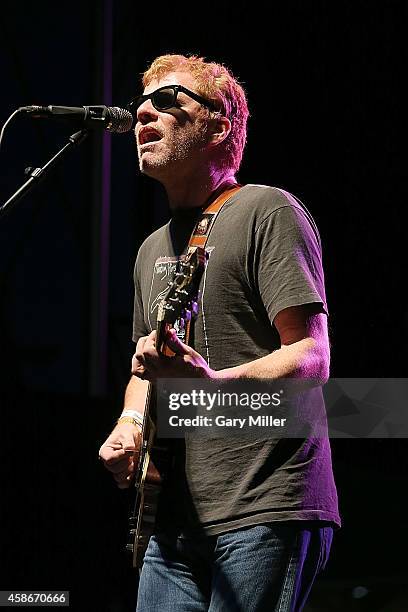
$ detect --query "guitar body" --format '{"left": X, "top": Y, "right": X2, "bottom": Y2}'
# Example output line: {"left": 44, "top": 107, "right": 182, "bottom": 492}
{"left": 126, "top": 247, "right": 207, "bottom": 568}
{"left": 127, "top": 415, "right": 168, "bottom": 568}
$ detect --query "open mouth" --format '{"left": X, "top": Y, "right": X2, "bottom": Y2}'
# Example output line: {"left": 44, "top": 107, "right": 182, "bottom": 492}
{"left": 139, "top": 128, "right": 162, "bottom": 145}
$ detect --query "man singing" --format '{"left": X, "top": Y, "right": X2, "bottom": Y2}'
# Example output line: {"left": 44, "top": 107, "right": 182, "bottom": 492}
{"left": 99, "top": 54, "right": 340, "bottom": 611}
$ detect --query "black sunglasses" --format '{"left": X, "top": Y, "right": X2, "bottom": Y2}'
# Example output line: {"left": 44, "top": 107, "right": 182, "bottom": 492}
{"left": 127, "top": 84, "right": 218, "bottom": 116}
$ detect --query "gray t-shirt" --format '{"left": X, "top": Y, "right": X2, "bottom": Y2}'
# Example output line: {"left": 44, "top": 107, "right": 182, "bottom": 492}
{"left": 133, "top": 184, "right": 341, "bottom": 534}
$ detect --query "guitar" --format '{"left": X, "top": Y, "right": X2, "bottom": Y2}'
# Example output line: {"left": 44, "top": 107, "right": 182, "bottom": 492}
{"left": 126, "top": 246, "right": 207, "bottom": 568}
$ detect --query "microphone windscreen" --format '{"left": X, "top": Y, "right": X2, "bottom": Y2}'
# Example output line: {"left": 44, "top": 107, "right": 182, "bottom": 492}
{"left": 107, "top": 107, "right": 134, "bottom": 133}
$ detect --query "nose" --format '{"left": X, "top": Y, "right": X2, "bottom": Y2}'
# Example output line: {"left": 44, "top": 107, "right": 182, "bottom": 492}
{"left": 136, "top": 98, "right": 159, "bottom": 125}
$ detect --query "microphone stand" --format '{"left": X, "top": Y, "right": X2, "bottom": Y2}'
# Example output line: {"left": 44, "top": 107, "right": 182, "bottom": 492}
{"left": 0, "top": 129, "right": 88, "bottom": 219}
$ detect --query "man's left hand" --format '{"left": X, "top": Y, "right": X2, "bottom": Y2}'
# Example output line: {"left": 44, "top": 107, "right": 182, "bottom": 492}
{"left": 131, "top": 329, "right": 216, "bottom": 382}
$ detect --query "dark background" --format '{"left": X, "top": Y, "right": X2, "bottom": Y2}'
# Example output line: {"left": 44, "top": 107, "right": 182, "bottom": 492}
{"left": 0, "top": 1, "right": 406, "bottom": 610}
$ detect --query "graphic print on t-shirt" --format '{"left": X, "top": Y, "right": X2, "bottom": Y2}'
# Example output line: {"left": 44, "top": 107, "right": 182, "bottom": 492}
{"left": 147, "top": 249, "right": 214, "bottom": 346}
{"left": 147, "top": 256, "right": 180, "bottom": 332}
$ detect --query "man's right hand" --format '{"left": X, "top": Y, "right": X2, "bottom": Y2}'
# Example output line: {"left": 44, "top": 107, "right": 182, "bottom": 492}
{"left": 98, "top": 422, "right": 142, "bottom": 489}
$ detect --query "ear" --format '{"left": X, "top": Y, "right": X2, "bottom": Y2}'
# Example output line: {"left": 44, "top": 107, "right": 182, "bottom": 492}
{"left": 208, "top": 115, "right": 232, "bottom": 148}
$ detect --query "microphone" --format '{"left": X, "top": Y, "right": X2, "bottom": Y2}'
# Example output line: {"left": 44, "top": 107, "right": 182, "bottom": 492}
{"left": 19, "top": 105, "right": 134, "bottom": 133}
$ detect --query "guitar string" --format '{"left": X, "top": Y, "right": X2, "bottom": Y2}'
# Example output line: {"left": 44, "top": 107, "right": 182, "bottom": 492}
{"left": 200, "top": 255, "right": 211, "bottom": 367}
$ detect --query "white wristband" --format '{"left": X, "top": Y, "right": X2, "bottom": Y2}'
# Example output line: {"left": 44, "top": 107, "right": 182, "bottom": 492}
{"left": 120, "top": 409, "right": 144, "bottom": 428}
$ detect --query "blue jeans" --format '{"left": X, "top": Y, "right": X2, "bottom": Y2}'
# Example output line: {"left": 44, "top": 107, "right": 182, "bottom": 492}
{"left": 136, "top": 522, "right": 333, "bottom": 611}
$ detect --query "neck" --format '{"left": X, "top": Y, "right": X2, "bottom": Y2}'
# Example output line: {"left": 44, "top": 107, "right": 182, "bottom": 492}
{"left": 161, "top": 167, "right": 237, "bottom": 211}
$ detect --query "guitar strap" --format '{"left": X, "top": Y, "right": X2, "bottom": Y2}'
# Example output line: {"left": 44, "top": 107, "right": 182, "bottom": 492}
{"left": 167, "top": 183, "right": 242, "bottom": 349}
{"left": 187, "top": 184, "right": 243, "bottom": 252}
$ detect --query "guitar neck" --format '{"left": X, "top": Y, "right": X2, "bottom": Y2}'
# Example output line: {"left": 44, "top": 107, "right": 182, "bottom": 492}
{"left": 127, "top": 246, "right": 206, "bottom": 568}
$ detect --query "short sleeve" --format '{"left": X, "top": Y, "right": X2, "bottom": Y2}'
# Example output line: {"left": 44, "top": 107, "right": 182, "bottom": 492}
{"left": 253, "top": 204, "right": 327, "bottom": 324}
{"left": 132, "top": 252, "right": 149, "bottom": 343}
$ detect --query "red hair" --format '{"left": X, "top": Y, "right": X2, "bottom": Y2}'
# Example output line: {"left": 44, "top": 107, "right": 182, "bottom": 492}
{"left": 142, "top": 54, "right": 249, "bottom": 173}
